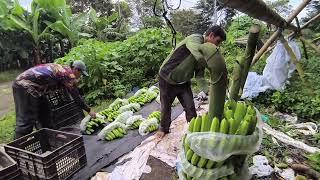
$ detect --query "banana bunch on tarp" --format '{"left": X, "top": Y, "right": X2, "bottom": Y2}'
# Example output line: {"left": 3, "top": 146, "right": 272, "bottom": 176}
{"left": 98, "top": 122, "right": 127, "bottom": 141}
{"left": 126, "top": 115, "right": 146, "bottom": 129}
{"left": 138, "top": 117, "right": 159, "bottom": 136}
{"left": 147, "top": 111, "right": 161, "bottom": 123}
{"left": 80, "top": 114, "right": 106, "bottom": 135}
{"left": 114, "top": 111, "right": 133, "bottom": 124}
{"left": 98, "top": 98, "right": 129, "bottom": 122}
{"left": 128, "top": 88, "right": 158, "bottom": 105}
{"left": 119, "top": 103, "right": 141, "bottom": 113}
{"left": 180, "top": 100, "right": 261, "bottom": 180}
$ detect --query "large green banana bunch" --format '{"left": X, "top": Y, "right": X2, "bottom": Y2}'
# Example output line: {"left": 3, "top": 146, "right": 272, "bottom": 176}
{"left": 128, "top": 90, "right": 158, "bottom": 105}
{"left": 85, "top": 118, "right": 106, "bottom": 135}
{"left": 147, "top": 111, "right": 161, "bottom": 123}
{"left": 182, "top": 101, "right": 257, "bottom": 179}
{"left": 128, "top": 119, "right": 143, "bottom": 129}
{"left": 99, "top": 98, "right": 129, "bottom": 122}
{"left": 105, "top": 127, "right": 127, "bottom": 141}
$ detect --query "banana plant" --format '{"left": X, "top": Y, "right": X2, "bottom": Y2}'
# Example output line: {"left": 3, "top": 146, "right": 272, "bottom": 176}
{"left": 34, "top": 0, "right": 92, "bottom": 47}
{"left": 0, "top": 0, "right": 52, "bottom": 64}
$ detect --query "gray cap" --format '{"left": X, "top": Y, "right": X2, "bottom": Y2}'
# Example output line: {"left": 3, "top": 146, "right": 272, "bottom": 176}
{"left": 72, "top": 60, "right": 89, "bottom": 77}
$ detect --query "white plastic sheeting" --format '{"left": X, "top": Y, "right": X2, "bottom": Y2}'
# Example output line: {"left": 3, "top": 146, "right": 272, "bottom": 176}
{"left": 262, "top": 123, "right": 320, "bottom": 153}
{"left": 108, "top": 105, "right": 209, "bottom": 180}
{"left": 241, "top": 40, "right": 301, "bottom": 99}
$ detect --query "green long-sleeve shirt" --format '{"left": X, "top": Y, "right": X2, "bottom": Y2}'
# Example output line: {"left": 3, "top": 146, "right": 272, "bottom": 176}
{"left": 159, "top": 34, "right": 211, "bottom": 92}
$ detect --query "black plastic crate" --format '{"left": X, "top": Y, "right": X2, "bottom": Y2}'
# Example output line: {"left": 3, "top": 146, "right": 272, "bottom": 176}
{"left": 45, "top": 88, "right": 72, "bottom": 109}
{"left": 0, "top": 150, "right": 21, "bottom": 180}
{"left": 49, "top": 101, "right": 85, "bottom": 130}
{"left": 4, "top": 129, "right": 87, "bottom": 180}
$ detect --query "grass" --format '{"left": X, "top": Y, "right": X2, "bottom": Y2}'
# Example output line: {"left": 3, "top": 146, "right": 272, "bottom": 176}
{"left": 0, "top": 69, "right": 21, "bottom": 83}
{"left": 0, "top": 111, "right": 16, "bottom": 144}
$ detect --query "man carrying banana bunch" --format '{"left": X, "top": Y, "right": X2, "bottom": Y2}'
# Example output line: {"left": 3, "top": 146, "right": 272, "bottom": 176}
{"left": 156, "top": 25, "right": 227, "bottom": 139}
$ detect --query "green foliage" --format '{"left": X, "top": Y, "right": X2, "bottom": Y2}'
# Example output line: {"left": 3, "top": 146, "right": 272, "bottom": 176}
{"left": 56, "top": 28, "right": 182, "bottom": 104}
{"left": 306, "top": 152, "right": 320, "bottom": 172}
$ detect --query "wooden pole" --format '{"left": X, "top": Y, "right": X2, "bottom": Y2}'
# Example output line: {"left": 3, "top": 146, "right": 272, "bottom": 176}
{"left": 279, "top": 35, "right": 305, "bottom": 82}
{"left": 288, "top": 13, "right": 320, "bottom": 38}
{"left": 251, "top": 0, "right": 311, "bottom": 65}
{"left": 301, "top": 12, "right": 320, "bottom": 29}
{"left": 229, "top": 25, "right": 260, "bottom": 101}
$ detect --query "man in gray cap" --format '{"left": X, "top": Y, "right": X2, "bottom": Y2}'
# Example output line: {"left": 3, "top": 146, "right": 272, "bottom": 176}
{"left": 12, "top": 61, "right": 96, "bottom": 139}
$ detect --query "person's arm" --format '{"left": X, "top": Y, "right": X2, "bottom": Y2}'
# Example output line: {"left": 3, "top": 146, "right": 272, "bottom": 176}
{"left": 69, "top": 87, "right": 90, "bottom": 112}
{"left": 63, "top": 79, "right": 96, "bottom": 117}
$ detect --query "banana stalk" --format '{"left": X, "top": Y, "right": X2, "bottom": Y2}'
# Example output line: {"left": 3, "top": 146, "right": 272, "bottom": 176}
{"left": 229, "top": 25, "right": 260, "bottom": 101}
{"left": 200, "top": 43, "right": 228, "bottom": 121}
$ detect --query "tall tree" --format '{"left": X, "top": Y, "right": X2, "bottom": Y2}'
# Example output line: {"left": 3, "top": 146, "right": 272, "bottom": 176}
{"left": 194, "top": 0, "right": 236, "bottom": 33}
{"left": 68, "top": 0, "right": 114, "bottom": 16}
{"left": 129, "top": 0, "right": 164, "bottom": 29}
{"left": 171, "top": 9, "right": 199, "bottom": 36}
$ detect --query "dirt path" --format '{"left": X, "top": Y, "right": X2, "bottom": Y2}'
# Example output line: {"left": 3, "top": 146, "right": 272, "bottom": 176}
{"left": 0, "top": 82, "right": 14, "bottom": 117}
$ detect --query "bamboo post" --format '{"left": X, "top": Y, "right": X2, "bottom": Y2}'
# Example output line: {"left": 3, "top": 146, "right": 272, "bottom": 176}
{"left": 229, "top": 25, "right": 260, "bottom": 101}
{"left": 300, "top": 37, "right": 320, "bottom": 54}
{"left": 295, "top": 17, "right": 308, "bottom": 59}
{"left": 251, "top": 0, "right": 311, "bottom": 65}
{"left": 301, "top": 12, "right": 320, "bottom": 29}
{"left": 279, "top": 35, "right": 305, "bottom": 82}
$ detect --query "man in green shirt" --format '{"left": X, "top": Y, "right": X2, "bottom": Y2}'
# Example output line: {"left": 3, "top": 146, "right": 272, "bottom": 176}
{"left": 156, "top": 25, "right": 227, "bottom": 139}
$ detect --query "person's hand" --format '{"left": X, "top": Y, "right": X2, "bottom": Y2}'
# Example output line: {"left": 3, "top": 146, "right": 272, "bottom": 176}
{"left": 197, "top": 91, "right": 208, "bottom": 101}
{"left": 89, "top": 110, "right": 96, "bottom": 118}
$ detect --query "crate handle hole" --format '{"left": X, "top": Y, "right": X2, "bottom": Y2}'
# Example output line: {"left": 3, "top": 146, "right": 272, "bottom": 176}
{"left": 56, "top": 134, "right": 67, "bottom": 139}
{"left": 19, "top": 136, "right": 35, "bottom": 145}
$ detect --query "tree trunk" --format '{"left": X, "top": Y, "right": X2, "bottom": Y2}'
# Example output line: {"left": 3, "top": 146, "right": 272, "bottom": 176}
{"left": 48, "top": 40, "right": 53, "bottom": 63}
{"left": 34, "top": 47, "right": 41, "bottom": 65}
{"left": 67, "top": 40, "right": 72, "bottom": 54}
{"left": 239, "top": 25, "right": 260, "bottom": 95}
{"left": 60, "top": 40, "right": 65, "bottom": 57}
{"left": 229, "top": 25, "right": 260, "bottom": 101}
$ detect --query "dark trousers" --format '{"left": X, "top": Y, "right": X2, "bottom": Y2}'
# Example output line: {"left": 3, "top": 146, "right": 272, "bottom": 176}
{"left": 12, "top": 83, "right": 48, "bottom": 139}
{"left": 159, "top": 77, "right": 197, "bottom": 133}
